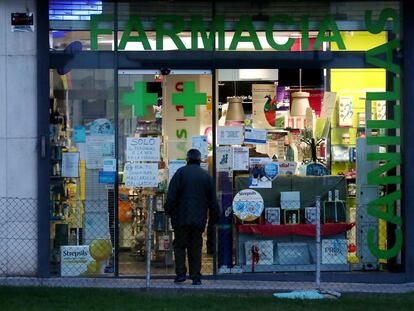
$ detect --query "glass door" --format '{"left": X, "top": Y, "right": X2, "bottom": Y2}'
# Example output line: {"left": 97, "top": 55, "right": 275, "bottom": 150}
{"left": 48, "top": 69, "right": 116, "bottom": 277}
{"left": 117, "top": 69, "right": 213, "bottom": 276}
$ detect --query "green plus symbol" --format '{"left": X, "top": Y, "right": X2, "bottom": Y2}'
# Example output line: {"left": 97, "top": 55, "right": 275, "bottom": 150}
{"left": 123, "top": 81, "right": 158, "bottom": 117}
{"left": 172, "top": 81, "right": 206, "bottom": 117}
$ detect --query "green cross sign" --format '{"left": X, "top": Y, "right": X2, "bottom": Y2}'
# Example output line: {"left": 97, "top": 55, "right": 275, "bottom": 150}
{"left": 172, "top": 81, "right": 206, "bottom": 117}
{"left": 123, "top": 81, "right": 158, "bottom": 117}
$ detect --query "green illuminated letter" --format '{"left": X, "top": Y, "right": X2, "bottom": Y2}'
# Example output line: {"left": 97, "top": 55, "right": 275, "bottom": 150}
{"left": 191, "top": 15, "right": 225, "bottom": 50}
{"left": 229, "top": 16, "right": 262, "bottom": 50}
{"left": 366, "top": 105, "right": 400, "bottom": 130}
{"left": 366, "top": 77, "right": 400, "bottom": 101}
{"left": 118, "top": 16, "right": 151, "bottom": 50}
{"left": 367, "top": 191, "right": 401, "bottom": 225}
{"left": 301, "top": 16, "right": 310, "bottom": 51}
{"left": 368, "top": 227, "right": 402, "bottom": 259}
{"left": 314, "top": 15, "right": 345, "bottom": 50}
{"left": 266, "top": 15, "right": 294, "bottom": 51}
{"left": 365, "top": 8, "right": 400, "bottom": 35}
{"left": 367, "top": 152, "right": 401, "bottom": 185}
{"left": 90, "top": 14, "right": 113, "bottom": 50}
{"left": 366, "top": 39, "right": 400, "bottom": 75}
{"left": 155, "top": 15, "right": 186, "bottom": 50}
{"left": 176, "top": 129, "right": 187, "bottom": 139}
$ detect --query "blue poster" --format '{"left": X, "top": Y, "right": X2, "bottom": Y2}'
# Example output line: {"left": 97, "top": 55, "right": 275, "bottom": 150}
{"left": 99, "top": 171, "right": 116, "bottom": 184}
{"left": 73, "top": 126, "right": 86, "bottom": 143}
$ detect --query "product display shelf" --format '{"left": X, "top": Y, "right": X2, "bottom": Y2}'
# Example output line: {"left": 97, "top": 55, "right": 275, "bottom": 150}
{"left": 236, "top": 223, "right": 353, "bottom": 272}
{"left": 151, "top": 195, "right": 174, "bottom": 268}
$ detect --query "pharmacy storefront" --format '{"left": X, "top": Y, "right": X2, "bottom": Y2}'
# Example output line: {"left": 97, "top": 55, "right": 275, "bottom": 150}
{"left": 37, "top": 0, "right": 414, "bottom": 284}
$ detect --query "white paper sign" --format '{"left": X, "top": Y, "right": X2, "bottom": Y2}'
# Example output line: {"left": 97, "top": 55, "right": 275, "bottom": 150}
{"left": 338, "top": 96, "right": 353, "bottom": 127}
{"left": 320, "top": 92, "right": 337, "bottom": 119}
{"left": 61, "top": 245, "right": 94, "bottom": 277}
{"left": 244, "top": 128, "right": 267, "bottom": 144}
{"left": 126, "top": 137, "right": 160, "bottom": 162}
{"left": 124, "top": 163, "right": 159, "bottom": 188}
{"left": 86, "top": 135, "right": 115, "bottom": 169}
{"left": 103, "top": 158, "right": 116, "bottom": 172}
{"left": 217, "top": 146, "right": 233, "bottom": 171}
{"left": 200, "top": 162, "right": 209, "bottom": 171}
{"left": 168, "top": 160, "right": 186, "bottom": 182}
{"left": 217, "top": 126, "right": 243, "bottom": 145}
{"left": 232, "top": 147, "right": 249, "bottom": 171}
{"left": 62, "top": 152, "right": 80, "bottom": 177}
{"left": 375, "top": 100, "right": 386, "bottom": 120}
{"left": 191, "top": 135, "right": 208, "bottom": 160}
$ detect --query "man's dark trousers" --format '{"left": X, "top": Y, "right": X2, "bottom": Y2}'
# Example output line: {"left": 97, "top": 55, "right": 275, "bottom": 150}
{"left": 173, "top": 226, "right": 203, "bottom": 280}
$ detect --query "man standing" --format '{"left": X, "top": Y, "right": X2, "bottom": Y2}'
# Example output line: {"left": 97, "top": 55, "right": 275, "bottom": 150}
{"left": 165, "top": 149, "right": 220, "bottom": 285}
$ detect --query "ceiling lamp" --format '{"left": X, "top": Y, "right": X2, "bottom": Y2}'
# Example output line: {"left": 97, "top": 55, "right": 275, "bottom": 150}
{"left": 226, "top": 97, "right": 245, "bottom": 122}
{"left": 290, "top": 68, "right": 310, "bottom": 117}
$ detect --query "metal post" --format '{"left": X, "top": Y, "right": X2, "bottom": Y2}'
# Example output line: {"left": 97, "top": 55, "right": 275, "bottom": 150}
{"left": 315, "top": 195, "right": 321, "bottom": 290}
{"left": 113, "top": 0, "right": 120, "bottom": 277}
{"left": 76, "top": 177, "right": 80, "bottom": 245}
{"left": 146, "top": 195, "right": 154, "bottom": 288}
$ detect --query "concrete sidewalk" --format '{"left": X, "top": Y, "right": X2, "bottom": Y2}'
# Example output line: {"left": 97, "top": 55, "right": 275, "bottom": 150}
{"left": 1, "top": 277, "right": 414, "bottom": 294}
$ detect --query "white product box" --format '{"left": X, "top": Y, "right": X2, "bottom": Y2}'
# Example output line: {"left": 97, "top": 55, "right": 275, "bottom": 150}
{"left": 305, "top": 207, "right": 317, "bottom": 224}
{"left": 281, "top": 191, "right": 300, "bottom": 209}
{"left": 245, "top": 240, "right": 274, "bottom": 265}
{"left": 277, "top": 243, "right": 310, "bottom": 265}
{"left": 321, "top": 239, "right": 348, "bottom": 264}
{"left": 265, "top": 207, "right": 281, "bottom": 225}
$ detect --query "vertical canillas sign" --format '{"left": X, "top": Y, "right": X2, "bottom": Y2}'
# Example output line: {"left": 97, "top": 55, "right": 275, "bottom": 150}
{"left": 365, "top": 8, "right": 402, "bottom": 259}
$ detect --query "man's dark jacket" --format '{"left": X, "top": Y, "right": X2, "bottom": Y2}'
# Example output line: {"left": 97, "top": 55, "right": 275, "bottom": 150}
{"left": 165, "top": 163, "right": 220, "bottom": 229}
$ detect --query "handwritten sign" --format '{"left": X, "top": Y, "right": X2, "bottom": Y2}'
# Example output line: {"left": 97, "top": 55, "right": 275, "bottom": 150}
{"left": 126, "top": 137, "right": 160, "bottom": 162}
{"left": 124, "top": 163, "right": 159, "bottom": 188}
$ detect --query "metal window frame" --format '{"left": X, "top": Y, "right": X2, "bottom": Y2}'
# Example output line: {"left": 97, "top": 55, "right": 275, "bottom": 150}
{"left": 37, "top": 0, "right": 414, "bottom": 284}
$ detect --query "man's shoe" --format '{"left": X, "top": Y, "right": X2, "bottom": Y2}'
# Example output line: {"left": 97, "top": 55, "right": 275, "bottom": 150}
{"left": 192, "top": 278, "right": 202, "bottom": 285}
{"left": 174, "top": 275, "right": 186, "bottom": 283}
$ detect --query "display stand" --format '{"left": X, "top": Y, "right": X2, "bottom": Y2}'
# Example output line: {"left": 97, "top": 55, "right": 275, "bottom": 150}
{"left": 236, "top": 224, "right": 353, "bottom": 272}
{"left": 61, "top": 151, "right": 81, "bottom": 244}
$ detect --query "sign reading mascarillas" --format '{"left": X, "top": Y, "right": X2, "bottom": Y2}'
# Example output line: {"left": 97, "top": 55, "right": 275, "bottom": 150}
{"left": 61, "top": 245, "right": 94, "bottom": 277}
{"left": 126, "top": 137, "right": 160, "bottom": 162}
{"left": 124, "top": 163, "right": 159, "bottom": 187}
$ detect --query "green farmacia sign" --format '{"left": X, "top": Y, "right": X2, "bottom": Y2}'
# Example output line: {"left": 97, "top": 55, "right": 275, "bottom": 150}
{"left": 90, "top": 14, "right": 345, "bottom": 51}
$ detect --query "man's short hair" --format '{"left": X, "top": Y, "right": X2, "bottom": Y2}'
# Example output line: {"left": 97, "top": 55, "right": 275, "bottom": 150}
{"left": 186, "top": 149, "right": 201, "bottom": 164}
